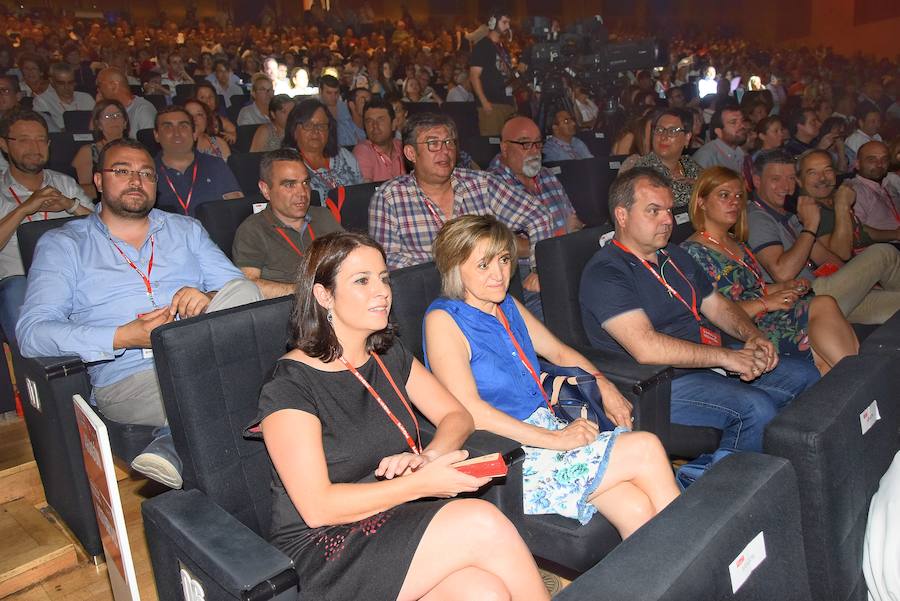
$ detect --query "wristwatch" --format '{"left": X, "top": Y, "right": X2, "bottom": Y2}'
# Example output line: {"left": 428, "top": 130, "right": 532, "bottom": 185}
{"left": 64, "top": 198, "right": 79, "bottom": 215}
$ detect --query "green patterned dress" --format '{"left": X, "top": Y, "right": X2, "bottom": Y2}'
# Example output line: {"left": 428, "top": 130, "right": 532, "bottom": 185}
{"left": 682, "top": 240, "right": 812, "bottom": 358}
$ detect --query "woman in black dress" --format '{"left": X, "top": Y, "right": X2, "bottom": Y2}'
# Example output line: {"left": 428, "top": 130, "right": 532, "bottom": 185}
{"left": 255, "top": 232, "right": 548, "bottom": 601}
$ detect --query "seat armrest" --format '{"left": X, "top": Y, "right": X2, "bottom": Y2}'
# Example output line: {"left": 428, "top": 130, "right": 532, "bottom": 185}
{"left": 419, "top": 423, "right": 524, "bottom": 465}
{"left": 142, "top": 489, "right": 298, "bottom": 601}
{"left": 23, "top": 355, "right": 87, "bottom": 380}
{"left": 573, "top": 346, "right": 673, "bottom": 447}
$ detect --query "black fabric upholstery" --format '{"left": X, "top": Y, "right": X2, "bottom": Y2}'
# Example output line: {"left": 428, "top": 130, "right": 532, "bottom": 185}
{"left": 48, "top": 132, "right": 91, "bottom": 173}
{"left": 324, "top": 181, "right": 380, "bottom": 233}
{"left": 142, "top": 489, "right": 298, "bottom": 601}
{"left": 227, "top": 151, "right": 265, "bottom": 196}
{"left": 441, "top": 101, "right": 479, "bottom": 139}
{"left": 556, "top": 453, "right": 813, "bottom": 601}
{"left": 536, "top": 226, "right": 721, "bottom": 456}
{"left": 859, "top": 309, "right": 900, "bottom": 354}
{"left": 16, "top": 355, "right": 101, "bottom": 557}
{"left": 136, "top": 128, "right": 161, "bottom": 156}
{"left": 669, "top": 206, "right": 695, "bottom": 245}
{"left": 175, "top": 83, "right": 195, "bottom": 97}
{"left": 17, "top": 216, "right": 85, "bottom": 274}
{"left": 144, "top": 94, "right": 167, "bottom": 111}
{"left": 62, "top": 110, "right": 91, "bottom": 133}
{"left": 575, "top": 130, "right": 611, "bottom": 158}
{"left": 764, "top": 354, "right": 899, "bottom": 601}
{"left": 235, "top": 124, "right": 258, "bottom": 153}
{"left": 151, "top": 297, "right": 294, "bottom": 535}
{"left": 195, "top": 196, "right": 259, "bottom": 260}
{"left": 461, "top": 135, "right": 500, "bottom": 169}
{"left": 544, "top": 158, "right": 612, "bottom": 227}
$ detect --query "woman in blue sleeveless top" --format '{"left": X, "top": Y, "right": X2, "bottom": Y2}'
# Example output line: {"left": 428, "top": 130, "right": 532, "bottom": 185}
{"left": 424, "top": 215, "right": 680, "bottom": 537}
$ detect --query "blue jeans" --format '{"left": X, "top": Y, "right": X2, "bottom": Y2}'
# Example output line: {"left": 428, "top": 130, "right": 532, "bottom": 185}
{"left": 0, "top": 275, "right": 27, "bottom": 348}
{"left": 670, "top": 357, "right": 820, "bottom": 453}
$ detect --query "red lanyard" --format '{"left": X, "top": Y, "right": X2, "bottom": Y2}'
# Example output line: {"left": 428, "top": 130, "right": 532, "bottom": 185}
{"left": 273, "top": 223, "right": 315, "bottom": 256}
{"left": 163, "top": 162, "right": 199, "bottom": 215}
{"left": 414, "top": 184, "right": 446, "bottom": 228}
{"left": 301, "top": 152, "right": 339, "bottom": 190}
{"left": 339, "top": 353, "right": 422, "bottom": 454}
{"left": 495, "top": 306, "right": 554, "bottom": 414}
{"left": 109, "top": 235, "right": 156, "bottom": 306}
{"left": 325, "top": 187, "right": 346, "bottom": 224}
{"left": 699, "top": 232, "right": 769, "bottom": 295}
{"left": 612, "top": 239, "right": 700, "bottom": 321}
{"left": 9, "top": 187, "right": 47, "bottom": 221}
{"left": 369, "top": 141, "right": 393, "bottom": 167}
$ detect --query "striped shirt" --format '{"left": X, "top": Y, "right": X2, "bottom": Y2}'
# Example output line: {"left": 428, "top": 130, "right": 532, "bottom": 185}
{"left": 369, "top": 167, "right": 554, "bottom": 270}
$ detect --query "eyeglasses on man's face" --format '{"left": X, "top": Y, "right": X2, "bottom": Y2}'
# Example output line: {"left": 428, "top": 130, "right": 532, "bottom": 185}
{"left": 4, "top": 136, "right": 49, "bottom": 145}
{"left": 504, "top": 139, "right": 543, "bottom": 151}
{"left": 415, "top": 138, "right": 457, "bottom": 152}
{"left": 100, "top": 168, "right": 158, "bottom": 183}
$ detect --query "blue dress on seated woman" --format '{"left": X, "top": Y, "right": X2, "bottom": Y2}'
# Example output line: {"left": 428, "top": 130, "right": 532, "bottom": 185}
{"left": 424, "top": 294, "right": 626, "bottom": 524}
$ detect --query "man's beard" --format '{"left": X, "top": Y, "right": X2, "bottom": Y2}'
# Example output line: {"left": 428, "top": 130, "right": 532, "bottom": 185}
{"left": 522, "top": 155, "right": 542, "bottom": 178}
{"left": 8, "top": 153, "right": 46, "bottom": 175}
{"left": 105, "top": 189, "right": 153, "bottom": 219}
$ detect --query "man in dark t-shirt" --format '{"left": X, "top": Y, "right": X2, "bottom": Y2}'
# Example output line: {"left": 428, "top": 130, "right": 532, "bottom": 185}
{"left": 469, "top": 11, "right": 516, "bottom": 136}
{"left": 580, "top": 167, "right": 818, "bottom": 460}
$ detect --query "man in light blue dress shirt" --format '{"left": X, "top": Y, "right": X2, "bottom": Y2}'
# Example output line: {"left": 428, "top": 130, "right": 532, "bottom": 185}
{"left": 17, "top": 138, "right": 262, "bottom": 488}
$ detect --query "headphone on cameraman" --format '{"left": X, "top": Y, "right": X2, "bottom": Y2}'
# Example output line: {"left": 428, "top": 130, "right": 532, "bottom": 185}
{"left": 487, "top": 9, "right": 505, "bottom": 31}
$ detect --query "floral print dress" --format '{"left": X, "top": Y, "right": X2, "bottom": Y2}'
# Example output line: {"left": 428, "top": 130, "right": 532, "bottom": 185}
{"left": 682, "top": 240, "right": 812, "bottom": 358}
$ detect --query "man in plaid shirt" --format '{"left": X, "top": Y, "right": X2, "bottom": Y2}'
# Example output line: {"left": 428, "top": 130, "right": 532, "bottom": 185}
{"left": 369, "top": 112, "right": 555, "bottom": 294}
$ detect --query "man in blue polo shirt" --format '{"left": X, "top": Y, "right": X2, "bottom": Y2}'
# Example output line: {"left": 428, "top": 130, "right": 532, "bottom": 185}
{"left": 154, "top": 105, "right": 243, "bottom": 217}
{"left": 580, "top": 167, "right": 818, "bottom": 465}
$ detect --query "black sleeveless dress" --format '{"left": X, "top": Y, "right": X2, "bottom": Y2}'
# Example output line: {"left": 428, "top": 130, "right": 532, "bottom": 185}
{"left": 254, "top": 342, "right": 449, "bottom": 601}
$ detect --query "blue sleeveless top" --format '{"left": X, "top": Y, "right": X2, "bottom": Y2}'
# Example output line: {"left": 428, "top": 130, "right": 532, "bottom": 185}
{"left": 424, "top": 295, "right": 545, "bottom": 420}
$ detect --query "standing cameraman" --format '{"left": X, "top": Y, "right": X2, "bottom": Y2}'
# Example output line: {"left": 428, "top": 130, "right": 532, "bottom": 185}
{"left": 470, "top": 9, "right": 517, "bottom": 136}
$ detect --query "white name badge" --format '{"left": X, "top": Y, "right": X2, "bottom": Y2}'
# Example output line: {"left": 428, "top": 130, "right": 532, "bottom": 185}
{"left": 252, "top": 202, "right": 268, "bottom": 214}
{"left": 860, "top": 400, "right": 881, "bottom": 435}
{"left": 729, "top": 531, "right": 767, "bottom": 593}
{"left": 598, "top": 230, "right": 615, "bottom": 247}
{"left": 141, "top": 348, "right": 154, "bottom": 359}
{"left": 675, "top": 212, "right": 690, "bottom": 225}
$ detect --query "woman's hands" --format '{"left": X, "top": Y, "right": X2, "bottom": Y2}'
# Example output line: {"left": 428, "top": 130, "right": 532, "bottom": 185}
{"left": 546, "top": 419, "right": 599, "bottom": 451}
{"left": 375, "top": 449, "right": 491, "bottom": 498}
{"left": 597, "top": 378, "right": 633, "bottom": 429}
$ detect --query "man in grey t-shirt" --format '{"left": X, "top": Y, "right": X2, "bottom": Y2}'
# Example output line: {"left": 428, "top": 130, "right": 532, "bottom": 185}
{"left": 748, "top": 149, "right": 900, "bottom": 324}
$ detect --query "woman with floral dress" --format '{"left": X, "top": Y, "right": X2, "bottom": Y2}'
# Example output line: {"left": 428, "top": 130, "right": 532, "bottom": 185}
{"left": 682, "top": 167, "right": 858, "bottom": 374}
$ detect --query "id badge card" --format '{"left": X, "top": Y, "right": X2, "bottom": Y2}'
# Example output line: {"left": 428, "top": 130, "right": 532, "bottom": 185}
{"left": 505, "top": 85, "right": 513, "bottom": 97}
{"left": 699, "top": 326, "right": 722, "bottom": 346}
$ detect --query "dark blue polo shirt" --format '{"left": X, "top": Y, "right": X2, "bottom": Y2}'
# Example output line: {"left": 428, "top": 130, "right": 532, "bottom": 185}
{"left": 580, "top": 241, "right": 717, "bottom": 354}
{"left": 154, "top": 152, "right": 242, "bottom": 217}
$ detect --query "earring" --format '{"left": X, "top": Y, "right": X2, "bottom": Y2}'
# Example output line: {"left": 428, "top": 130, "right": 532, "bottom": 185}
{"left": 326, "top": 309, "right": 334, "bottom": 324}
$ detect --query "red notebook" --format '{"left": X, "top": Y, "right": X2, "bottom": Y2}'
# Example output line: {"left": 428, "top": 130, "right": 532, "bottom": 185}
{"left": 452, "top": 452, "right": 508, "bottom": 478}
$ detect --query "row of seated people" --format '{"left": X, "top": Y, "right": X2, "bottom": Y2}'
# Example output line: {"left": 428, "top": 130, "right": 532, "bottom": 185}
{"left": 6, "top": 119, "right": 897, "bottom": 598}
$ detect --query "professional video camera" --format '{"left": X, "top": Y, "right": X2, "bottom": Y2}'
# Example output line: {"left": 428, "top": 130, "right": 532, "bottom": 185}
{"left": 523, "top": 15, "right": 667, "bottom": 130}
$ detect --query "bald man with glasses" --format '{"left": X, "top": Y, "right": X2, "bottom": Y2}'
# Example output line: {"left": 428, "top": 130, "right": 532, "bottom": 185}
{"left": 32, "top": 62, "right": 95, "bottom": 131}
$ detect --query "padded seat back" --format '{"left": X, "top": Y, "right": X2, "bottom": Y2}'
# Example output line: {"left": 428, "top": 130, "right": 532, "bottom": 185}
{"left": 152, "top": 297, "right": 294, "bottom": 536}
{"left": 175, "top": 83, "right": 196, "bottom": 98}
{"left": 544, "top": 158, "right": 612, "bottom": 227}
{"left": 324, "top": 181, "right": 380, "bottom": 232}
{"left": 227, "top": 151, "right": 264, "bottom": 196}
{"left": 48, "top": 132, "right": 92, "bottom": 173}
{"left": 859, "top": 309, "right": 900, "bottom": 355}
{"left": 536, "top": 225, "right": 612, "bottom": 347}
{"left": 575, "top": 130, "right": 611, "bottom": 158}
{"left": 195, "top": 197, "right": 261, "bottom": 259}
{"left": 144, "top": 94, "right": 167, "bottom": 111}
{"left": 670, "top": 205, "right": 695, "bottom": 245}
{"left": 461, "top": 135, "right": 500, "bottom": 169}
{"left": 234, "top": 124, "right": 259, "bottom": 153}
{"left": 764, "top": 354, "right": 900, "bottom": 601}
{"left": 390, "top": 261, "right": 523, "bottom": 362}
{"left": 136, "top": 128, "right": 161, "bottom": 156}
{"left": 18, "top": 216, "right": 84, "bottom": 274}
{"left": 441, "top": 101, "right": 478, "bottom": 140}
{"left": 63, "top": 110, "right": 91, "bottom": 133}
{"left": 556, "top": 453, "right": 813, "bottom": 601}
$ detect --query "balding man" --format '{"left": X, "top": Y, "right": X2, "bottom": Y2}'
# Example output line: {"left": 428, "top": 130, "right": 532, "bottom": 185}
{"left": 848, "top": 141, "right": 899, "bottom": 238}
{"left": 32, "top": 63, "right": 95, "bottom": 131}
{"left": 488, "top": 115, "right": 581, "bottom": 316}
{"left": 95, "top": 67, "right": 157, "bottom": 137}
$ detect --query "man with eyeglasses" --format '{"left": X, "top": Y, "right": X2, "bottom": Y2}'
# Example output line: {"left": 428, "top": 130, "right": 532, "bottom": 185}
{"left": 692, "top": 103, "right": 748, "bottom": 174}
{"left": 237, "top": 74, "right": 274, "bottom": 126}
{"left": 95, "top": 67, "right": 157, "bottom": 138}
{"left": 32, "top": 62, "right": 95, "bottom": 131}
{"left": 18, "top": 138, "right": 263, "bottom": 488}
{"left": 542, "top": 109, "right": 594, "bottom": 162}
{"left": 489, "top": 116, "right": 581, "bottom": 317}
{"left": 369, "top": 112, "right": 554, "bottom": 271}
{"left": 153, "top": 106, "right": 243, "bottom": 217}
{"left": 0, "top": 110, "right": 93, "bottom": 345}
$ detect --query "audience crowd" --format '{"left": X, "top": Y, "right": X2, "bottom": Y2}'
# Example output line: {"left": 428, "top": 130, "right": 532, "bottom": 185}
{"left": 0, "top": 6, "right": 898, "bottom": 599}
